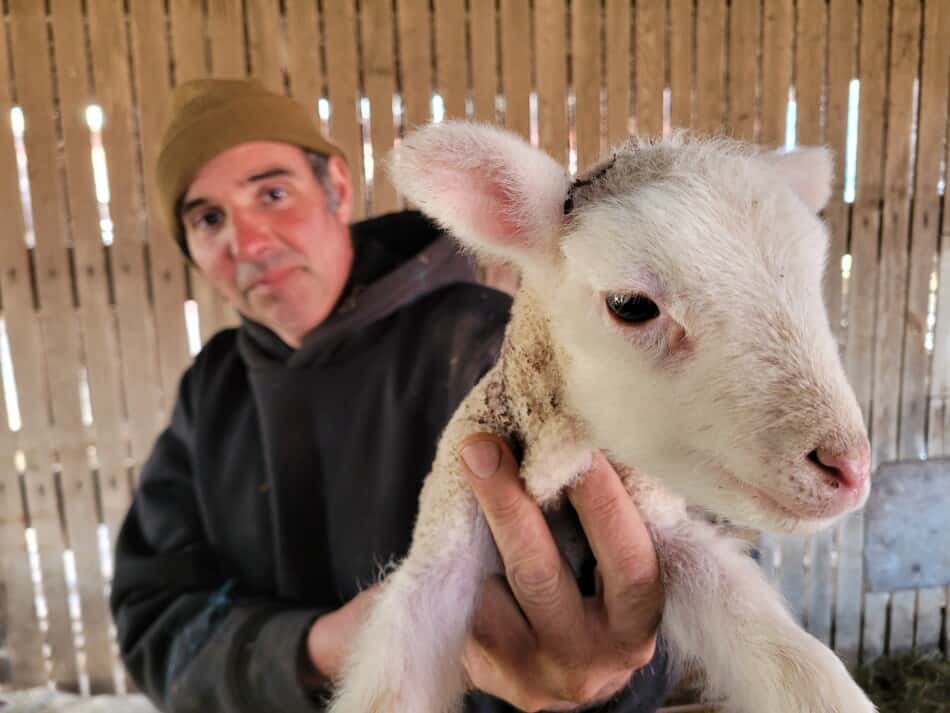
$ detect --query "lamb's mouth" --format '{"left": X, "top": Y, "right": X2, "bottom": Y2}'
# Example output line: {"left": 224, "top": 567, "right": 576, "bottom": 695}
{"left": 714, "top": 467, "right": 837, "bottom": 529}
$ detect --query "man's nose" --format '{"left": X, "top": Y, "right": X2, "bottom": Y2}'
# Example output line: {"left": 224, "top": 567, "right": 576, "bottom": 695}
{"left": 228, "top": 211, "right": 273, "bottom": 260}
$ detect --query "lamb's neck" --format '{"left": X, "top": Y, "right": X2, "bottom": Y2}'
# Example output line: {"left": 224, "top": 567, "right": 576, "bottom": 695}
{"left": 495, "top": 287, "right": 579, "bottom": 449}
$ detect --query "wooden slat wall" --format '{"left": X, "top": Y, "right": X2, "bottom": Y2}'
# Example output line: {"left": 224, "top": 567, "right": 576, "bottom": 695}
{"left": 0, "top": 0, "right": 946, "bottom": 692}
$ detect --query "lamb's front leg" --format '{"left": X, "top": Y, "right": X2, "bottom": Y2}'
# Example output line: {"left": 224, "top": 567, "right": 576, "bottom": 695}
{"left": 652, "top": 515, "right": 875, "bottom": 713}
{"left": 327, "top": 422, "right": 501, "bottom": 713}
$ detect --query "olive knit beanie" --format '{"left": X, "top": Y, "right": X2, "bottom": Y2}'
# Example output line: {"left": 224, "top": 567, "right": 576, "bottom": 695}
{"left": 156, "top": 78, "right": 345, "bottom": 257}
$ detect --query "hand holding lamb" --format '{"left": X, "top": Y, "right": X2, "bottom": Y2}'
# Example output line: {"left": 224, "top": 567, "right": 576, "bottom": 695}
{"left": 329, "top": 123, "right": 877, "bottom": 713}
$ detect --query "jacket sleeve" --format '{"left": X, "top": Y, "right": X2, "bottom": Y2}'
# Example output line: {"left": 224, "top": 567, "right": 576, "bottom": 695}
{"left": 110, "top": 366, "right": 332, "bottom": 713}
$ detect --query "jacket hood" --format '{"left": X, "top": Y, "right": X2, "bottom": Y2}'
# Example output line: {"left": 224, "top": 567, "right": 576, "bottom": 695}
{"left": 238, "top": 211, "right": 479, "bottom": 368}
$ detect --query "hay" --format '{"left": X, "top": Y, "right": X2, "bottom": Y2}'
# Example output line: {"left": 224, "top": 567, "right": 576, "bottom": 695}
{"left": 856, "top": 653, "right": 950, "bottom": 713}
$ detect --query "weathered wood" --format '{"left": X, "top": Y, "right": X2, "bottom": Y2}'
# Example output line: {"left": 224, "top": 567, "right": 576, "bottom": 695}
{"left": 606, "top": 0, "right": 631, "bottom": 145}
{"left": 822, "top": 0, "right": 857, "bottom": 342}
{"left": 869, "top": 0, "right": 922, "bottom": 661}
{"left": 324, "top": 0, "right": 365, "bottom": 218}
{"left": 864, "top": 459, "right": 950, "bottom": 592}
{"left": 838, "top": 0, "right": 889, "bottom": 668}
{"left": 244, "top": 0, "right": 285, "bottom": 92}
{"left": 434, "top": 0, "right": 468, "bottom": 121}
{"left": 130, "top": 0, "right": 193, "bottom": 420}
{"left": 10, "top": 0, "right": 113, "bottom": 690}
{"left": 726, "top": 0, "right": 760, "bottom": 142}
{"left": 500, "top": 0, "right": 531, "bottom": 141}
{"left": 634, "top": 0, "right": 663, "bottom": 139}
{"left": 914, "top": 587, "right": 945, "bottom": 652}
{"left": 534, "top": 0, "right": 568, "bottom": 164}
{"left": 923, "top": 0, "right": 950, "bottom": 463}
{"left": 360, "top": 0, "right": 399, "bottom": 214}
{"left": 207, "top": 0, "right": 247, "bottom": 79}
{"left": 694, "top": 0, "right": 725, "bottom": 135}
{"left": 397, "top": 0, "right": 433, "bottom": 132}
{"left": 87, "top": 0, "right": 165, "bottom": 468}
{"left": 285, "top": 0, "right": 324, "bottom": 116}
{"left": 49, "top": 0, "right": 132, "bottom": 606}
{"left": 760, "top": 0, "right": 792, "bottom": 148}
{"left": 668, "top": 0, "right": 694, "bottom": 129}
{"left": 572, "top": 0, "right": 602, "bottom": 170}
{"left": 168, "top": 0, "right": 228, "bottom": 344}
{"left": 0, "top": 20, "right": 46, "bottom": 683}
{"left": 469, "top": 0, "right": 498, "bottom": 124}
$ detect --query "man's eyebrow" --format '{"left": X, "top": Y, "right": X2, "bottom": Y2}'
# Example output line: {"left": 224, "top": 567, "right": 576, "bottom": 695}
{"left": 180, "top": 197, "right": 208, "bottom": 220}
{"left": 245, "top": 168, "right": 293, "bottom": 183}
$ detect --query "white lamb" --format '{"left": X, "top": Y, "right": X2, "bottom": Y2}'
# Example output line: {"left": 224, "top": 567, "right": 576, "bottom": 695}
{"left": 329, "top": 122, "right": 877, "bottom": 713}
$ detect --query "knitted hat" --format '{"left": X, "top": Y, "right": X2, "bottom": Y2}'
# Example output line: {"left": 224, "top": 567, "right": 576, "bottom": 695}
{"left": 156, "top": 78, "right": 345, "bottom": 257}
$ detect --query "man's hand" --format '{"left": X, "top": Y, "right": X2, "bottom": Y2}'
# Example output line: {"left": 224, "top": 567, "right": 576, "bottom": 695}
{"left": 303, "top": 583, "right": 380, "bottom": 688}
{"left": 458, "top": 436, "right": 663, "bottom": 712}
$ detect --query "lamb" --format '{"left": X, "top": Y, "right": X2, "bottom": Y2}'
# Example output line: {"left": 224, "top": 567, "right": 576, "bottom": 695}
{"left": 329, "top": 122, "right": 877, "bottom": 713}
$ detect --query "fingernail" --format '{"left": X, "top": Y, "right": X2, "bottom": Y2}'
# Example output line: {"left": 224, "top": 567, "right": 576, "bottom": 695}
{"left": 460, "top": 441, "right": 501, "bottom": 479}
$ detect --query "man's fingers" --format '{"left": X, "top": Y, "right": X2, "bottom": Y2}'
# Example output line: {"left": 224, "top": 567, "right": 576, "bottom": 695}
{"left": 567, "top": 452, "right": 663, "bottom": 650}
{"left": 458, "top": 436, "right": 585, "bottom": 646}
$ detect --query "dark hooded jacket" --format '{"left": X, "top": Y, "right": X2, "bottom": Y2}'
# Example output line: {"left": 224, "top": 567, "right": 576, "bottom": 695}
{"left": 110, "top": 211, "right": 669, "bottom": 713}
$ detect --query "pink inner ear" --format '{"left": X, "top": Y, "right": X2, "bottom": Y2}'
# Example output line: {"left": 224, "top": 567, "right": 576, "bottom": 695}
{"left": 439, "top": 165, "right": 531, "bottom": 246}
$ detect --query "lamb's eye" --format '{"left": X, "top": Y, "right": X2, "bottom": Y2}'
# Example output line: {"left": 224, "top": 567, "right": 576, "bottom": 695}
{"left": 605, "top": 293, "right": 660, "bottom": 323}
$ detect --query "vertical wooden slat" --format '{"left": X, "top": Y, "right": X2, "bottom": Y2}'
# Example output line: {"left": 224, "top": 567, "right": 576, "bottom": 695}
{"left": 245, "top": 0, "right": 285, "bottom": 92}
{"left": 325, "top": 0, "right": 365, "bottom": 219}
{"left": 838, "top": 0, "right": 889, "bottom": 669}
{"left": 694, "top": 0, "right": 726, "bottom": 135}
{"left": 285, "top": 0, "right": 324, "bottom": 115}
{"left": 726, "top": 0, "right": 760, "bottom": 141}
{"left": 605, "top": 0, "right": 630, "bottom": 145}
{"left": 0, "top": 15, "right": 47, "bottom": 686}
{"left": 49, "top": 0, "right": 132, "bottom": 591}
{"left": 909, "top": 0, "right": 950, "bottom": 655}
{"left": 9, "top": 0, "right": 115, "bottom": 691}
{"left": 500, "top": 0, "right": 531, "bottom": 141}
{"left": 360, "top": 0, "right": 399, "bottom": 214}
{"left": 130, "top": 0, "right": 192, "bottom": 421}
{"left": 668, "top": 0, "right": 694, "bottom": 129}
{"left": 823, "top": 0, "right": 857, "bottom": 344}
{"left": 435, "top": 0, "right": 468, "bottom": 121}
{"left": 470, "top": 0, "right": 498, "bottom": 124}
{"left": 87, "top": 0, "right": 165, "bottom": 469}
{"left": 795, "top": 0, "right": 833, "bottom": 646}
{"left": 397, "top": 0, "right": 434, "bottom": 132}
{"left": 169, "top": 0, "right": 229, "bottom": 344}
{"left": 759, "top": 0, "right": 792, "bottom": 147}
{"left": 870, "top": 0, "right": 920, "bottom": 659}
{"left": 634, "top": 0, "right": 663, "bottom": 139}
{"left": 572, "top": 0, "right": 602, "bottom": 170}
{"left": 207, "top": 0, "right": 248, "bottom": 79}
{"left": 534, "top": 0, "right": 568, "bottom": 164}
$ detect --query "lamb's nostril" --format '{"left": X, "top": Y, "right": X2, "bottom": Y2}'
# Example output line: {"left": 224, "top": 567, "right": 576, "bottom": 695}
{"left": 809, "top": 446, "right": 871, "bottom": 492}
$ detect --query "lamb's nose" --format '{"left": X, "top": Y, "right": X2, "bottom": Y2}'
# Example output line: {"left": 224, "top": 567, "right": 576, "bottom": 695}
{"left": 808, "top": 445, "right": 870, "bottom": 491}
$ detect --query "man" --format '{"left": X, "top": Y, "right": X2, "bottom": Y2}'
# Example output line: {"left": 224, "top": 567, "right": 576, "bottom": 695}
{"left": 110, "top": 78, "right": 670, "bottom": 713}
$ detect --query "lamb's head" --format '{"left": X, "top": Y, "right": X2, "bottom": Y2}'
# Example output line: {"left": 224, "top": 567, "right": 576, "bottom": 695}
{"left": 391, "top": 121, "right": 870, "bottom": 535}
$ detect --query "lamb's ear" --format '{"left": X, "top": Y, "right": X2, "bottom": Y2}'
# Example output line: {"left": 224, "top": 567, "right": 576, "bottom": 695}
{"left": 765, "top": 146, "right": 834, "bottom": 213}
{"left": 389, "top": 121, "right": 570, "bottom": 268}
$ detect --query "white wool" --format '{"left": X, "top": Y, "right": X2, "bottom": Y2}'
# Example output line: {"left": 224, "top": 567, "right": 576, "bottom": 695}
{"left": 329, "top": 124, "right": 876, "bottom": 713}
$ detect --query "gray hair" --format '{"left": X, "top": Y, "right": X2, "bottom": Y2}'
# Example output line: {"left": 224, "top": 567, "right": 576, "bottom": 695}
{"left": 304, "top": 149, "right": 340, "bottom": 213}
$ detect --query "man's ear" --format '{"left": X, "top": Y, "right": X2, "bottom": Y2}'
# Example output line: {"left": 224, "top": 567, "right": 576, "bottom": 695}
{"left": 765, "top": 146, "right": 834, "bottom": 213}
{"left": 388, "top": 121, "right": 570, "bottom": 269}
{"left": 327, "top": 154, "right": 353, "bottom": 224}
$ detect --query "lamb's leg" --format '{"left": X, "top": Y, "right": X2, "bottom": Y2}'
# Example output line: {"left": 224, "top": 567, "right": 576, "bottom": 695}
{"left": 328, "top": 499, "right": 496, "bottom": 713}
{"left": 648, "top": 512, "right": 875, "bottom": 713}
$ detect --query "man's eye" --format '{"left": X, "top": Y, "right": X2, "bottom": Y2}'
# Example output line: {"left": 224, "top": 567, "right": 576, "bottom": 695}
{"left": 262, "top": 186, "right": 288, "bottom": 203}
{"left": 193, "top": 210, "right": 224, "bottom": 230}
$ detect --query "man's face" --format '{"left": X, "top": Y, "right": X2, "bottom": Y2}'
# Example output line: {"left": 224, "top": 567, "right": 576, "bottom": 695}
{"left": 181, "top": 141, "right": 354, "bottom": 348}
